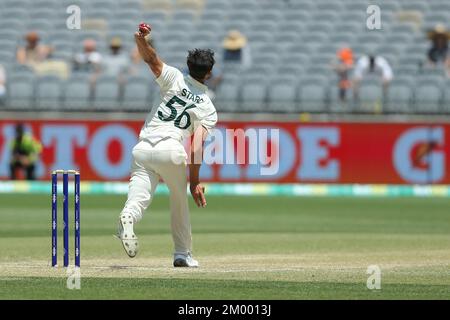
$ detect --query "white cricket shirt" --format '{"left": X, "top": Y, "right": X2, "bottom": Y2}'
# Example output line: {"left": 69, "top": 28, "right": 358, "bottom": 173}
{"left": 139, "top": 63, "right": 218, "bottom": 145}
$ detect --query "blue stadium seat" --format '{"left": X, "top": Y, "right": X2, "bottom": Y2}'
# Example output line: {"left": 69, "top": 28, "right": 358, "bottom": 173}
{"left": 215, "top": 81, "right": 240, "bottom": 112}
{"left": 114, "top": 9, "right": 143, "bottom": 23}
{"left": 0, "top": 8, "right": 28, "bottom": 20}
{"left": 118, "top": 1, "right": 142, "bottom": 12}
{"left": 316, "top": 1, "right": 342, "bottom": 12}
{"left": 29, "top": 9, "right": 58, "bottom": 21}
{"left": 401, "top": 1, "right": 430, "bottom": 13}
{"left": 1, "top": 0, "right": 31, "bottom": 10}
{"left": 0, "top": 51, "right": 14, "bottom": 64}
{"left": 329, "top": 34, "right": 356, "bottom": 46}
{"left": 0, "top": 19, "right": 25, "bottom": 34}
{"left": 305, "top": 22, "right": 334, "bottom": 34}
{"left": 335, "top": 22, "right": 363, "bottom": 35}
{"left": 89, "top": 0, "right": 119, "bottom": 11}
{"left": 298, "top": 77, "right": 328, "bottom": 112}
{"left": 7, "top": 75, "right": 35, "bottom": 109}
{"left": 0, "top": 40, "right": 17, "bottom": 54}
{"left": 385, "top": 80, "right": 414, "bottom": 113}
{"left": 172, "top": 9, "right": 200, "bottom": 23}
{"left": 414, "top": 83, "right": 443, "bottom": 113}
{"left": 276, "top": 65, "right": 305, "bottom": 79}
{"left": 0, "top": 30, "right": 21, "bottom": 43}
{"left": 283, "top": 11, "right": 311, "bottom": 24}
{"left": 204, "top": 0, "right": 230, "bottom": 12}
{"left": 93, "top": 76, "right": 120, "bottom": 109}
{"left": 301, "top": 32, "right": 329, "bottom": 46}
{"left": 443, "top": 80, "right": 450, "bottom": 114}
{"left": 277, "top": 21, "right": 304, "bottom": 34}
{"left": 429, "top": 2, "right": 450, "bottom": 13}
{"left": 267, "top": 82, "right": 298, "bottom": 112}
{"left": 358, "top": 82, "right": 384, "bottom": 113}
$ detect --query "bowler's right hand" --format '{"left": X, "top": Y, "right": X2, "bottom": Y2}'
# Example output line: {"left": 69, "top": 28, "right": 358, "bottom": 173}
{"left": 190, "top": 183, "right": 206, "bottom": 208}
{"left": 138, "top": 22, "right": 151, "bottom": 36}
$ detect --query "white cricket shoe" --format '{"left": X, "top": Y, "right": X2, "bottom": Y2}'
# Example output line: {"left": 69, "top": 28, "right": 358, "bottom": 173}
{"left": 116, "top": 213, "right": 139, "bottom": 258}
{"left": 173, "top": 252, "right": 199, "bottom": 268}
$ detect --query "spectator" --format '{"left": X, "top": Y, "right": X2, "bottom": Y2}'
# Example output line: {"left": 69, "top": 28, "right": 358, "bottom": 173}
{"left": 331, "top": 47, "right": 354, "bottom": 102}
{"left": 222, "top": 30, "right": 252, "bottom": 70}
{"left": 16, "top": 31, "right": 52, "bottom": 67}
{"left": 73, "top": 38, "right": 102, "bottom": 74}
{"left": 353, "top": 54, "right": 393, "bottom": 100}
{"left": 426, "top": 23, "right": 450, "bottom": 75}
{"left": 102, "top": 37, "right": 129, "bottom": 79}
{"left": 0, "top": 64, "right": 6, "bottom": 105}
{"left": 9, "top": 123, "right": 42, "bottom": 180}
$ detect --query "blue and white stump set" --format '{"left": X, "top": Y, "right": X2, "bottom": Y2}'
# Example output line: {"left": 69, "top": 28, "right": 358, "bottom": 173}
{"left": 51, "top": 170, "right": 80, "bottom": 267}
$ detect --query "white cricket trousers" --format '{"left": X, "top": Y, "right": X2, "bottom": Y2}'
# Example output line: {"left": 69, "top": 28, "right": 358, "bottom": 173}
{"left": 120, "top": 138, "right": 192, "bottom": 255}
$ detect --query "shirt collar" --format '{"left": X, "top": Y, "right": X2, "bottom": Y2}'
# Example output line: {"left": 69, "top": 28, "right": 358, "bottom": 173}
{"left": 186, "top": 75, "right": 208, "bottom": 91}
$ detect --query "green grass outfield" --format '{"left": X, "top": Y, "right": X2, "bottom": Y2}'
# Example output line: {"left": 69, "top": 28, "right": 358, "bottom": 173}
{"left": 0, "top": 194, "right": 449, "bottom": 299}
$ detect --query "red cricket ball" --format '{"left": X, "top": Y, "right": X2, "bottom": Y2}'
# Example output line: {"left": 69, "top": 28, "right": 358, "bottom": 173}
{"left": 139, "top": 22, "right": 151, "bottom": 33}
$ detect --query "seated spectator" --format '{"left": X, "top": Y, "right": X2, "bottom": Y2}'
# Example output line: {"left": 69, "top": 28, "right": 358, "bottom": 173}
{"left": 9, "top": 123, "right": 42, "bottom": 180}
{"left": 102, "top": 37, "right": 129, "bottom": 79}
{"left": 0, "top": 64, "right": 6, "bottom": 105}
{"left": 222, "top": 30, "right": 252, "bottom": 70}
{"left": 426, "top": 24, "right": 450, "bottom": 76}
{"left": 73, "top": 38, "right": 102, "bottom": 74}
{"left": 16, "top": 31, "right": 52, "bottom": 67}
{"left": 331, "top": 47, "right": 354, "bottom": 102}
{"left": 353, "top": 53, "right": 393, "bottom": 100}
{"left": 427, "top": 24, "right": 449, "bottom": 65}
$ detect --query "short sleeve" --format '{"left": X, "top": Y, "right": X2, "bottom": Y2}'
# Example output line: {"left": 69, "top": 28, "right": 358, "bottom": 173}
{"left": 155, "top": 63, "right": 182, "bottom": 90}
{"left": 189, "top": 103, "right": 218, "bottom": 135}
{"left": 200, "top": 110, "right": 217, "bottom": 133}
{"left": 377, "top": 57, "right": 393, "bottom": 81}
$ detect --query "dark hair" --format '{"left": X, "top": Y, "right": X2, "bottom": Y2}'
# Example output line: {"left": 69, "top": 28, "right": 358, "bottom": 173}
{"left": 187, "top": 49, "right": 215, "bottom": 80}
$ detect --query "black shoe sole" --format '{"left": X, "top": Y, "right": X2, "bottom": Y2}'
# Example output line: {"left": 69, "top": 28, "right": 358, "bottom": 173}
{"left": 173, "top": 259, "right": 188, "bottom": 267}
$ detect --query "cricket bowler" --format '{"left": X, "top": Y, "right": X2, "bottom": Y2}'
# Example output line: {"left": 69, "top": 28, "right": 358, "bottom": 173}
{"left": 116, "top": 23, "right": 217, "bottom": 267}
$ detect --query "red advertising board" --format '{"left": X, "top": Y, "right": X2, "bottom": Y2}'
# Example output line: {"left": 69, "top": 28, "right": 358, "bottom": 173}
{"left": 0, "top": 119, "right": 448, "bottom": 184}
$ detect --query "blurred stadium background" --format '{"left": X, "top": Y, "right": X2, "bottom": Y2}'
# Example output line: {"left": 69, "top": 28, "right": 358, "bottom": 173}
{"left": 0, "top": 0, "right": 448, "bottom": 113}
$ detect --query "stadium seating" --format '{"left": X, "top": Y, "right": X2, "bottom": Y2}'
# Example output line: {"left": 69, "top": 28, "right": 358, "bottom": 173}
{"left": 35, "top": 76, "right": 63, "bottom": 109}
{"left": 0, "top": 0, "right": 448, "bottom": 114}
{"left": 93, "top": 76, "right": 121, "bottom": 109}
{"left": 385, "top": 79, "right": 415, "bottom": 113}
{"left": 63, "top": 74, "right": 92, "bottom": 110}
{"left": 122, "top": 76, "right": 154, "bottom": 111}
{"left": 7, "top": 75, "right": 35, "bottom": 109}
